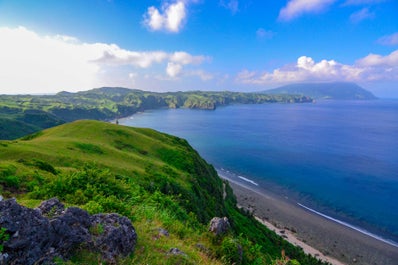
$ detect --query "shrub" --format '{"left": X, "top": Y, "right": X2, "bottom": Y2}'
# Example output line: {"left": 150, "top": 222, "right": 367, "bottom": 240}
{"left": 83, "top": 201, "right": 104, "bottom": 215}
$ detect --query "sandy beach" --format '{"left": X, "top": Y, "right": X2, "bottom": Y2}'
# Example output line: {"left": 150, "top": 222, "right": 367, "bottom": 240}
{"left": 219, "top": 172, "right": 398, "bottom": 265}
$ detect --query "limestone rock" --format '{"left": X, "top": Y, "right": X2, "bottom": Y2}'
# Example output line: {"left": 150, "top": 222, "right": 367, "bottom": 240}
{"left": 209, "top": 217, "right": 230, "bottom": 236}
{"left": 168, "top": 248, "right": 186, "bottom": 256}
{"left": 90, "top": 213, "right": 137, "bottom": 263}
{"left": 36, "top": 197, "right": 65, "bottom": 218}
{"left": 0, "top": 198, "right": 137, "bottom": 265}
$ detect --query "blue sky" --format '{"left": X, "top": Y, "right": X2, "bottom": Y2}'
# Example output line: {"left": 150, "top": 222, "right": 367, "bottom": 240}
{"left": 0, "top": 0, "right": 397, "bottom": 97}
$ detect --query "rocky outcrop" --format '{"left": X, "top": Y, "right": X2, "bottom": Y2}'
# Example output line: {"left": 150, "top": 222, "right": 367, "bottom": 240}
{"left": 209, "top": 217, "right": 230, "bottom": 236}
{"left": 0, "top": 198, "right": 137, "bottom": 265}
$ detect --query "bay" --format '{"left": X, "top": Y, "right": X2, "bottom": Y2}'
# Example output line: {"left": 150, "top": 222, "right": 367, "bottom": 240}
{"left": 120, "top": 100, "right": 398, "bottom": 244}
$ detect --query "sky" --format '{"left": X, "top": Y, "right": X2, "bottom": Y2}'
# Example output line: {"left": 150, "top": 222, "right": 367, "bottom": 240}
{"left": 0, "top": 0, "right": 397, "bottom": 97}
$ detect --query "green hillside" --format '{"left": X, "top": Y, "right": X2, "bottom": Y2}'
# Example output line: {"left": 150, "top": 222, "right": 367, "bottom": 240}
{"left": 0, "top": 88, "right": 312, "bottom": 140}
{"left": 264, "top": 82, "right": 377, "bottom": 100}
{"left": 0, "top": 120, "right": 326, "bottom": 265}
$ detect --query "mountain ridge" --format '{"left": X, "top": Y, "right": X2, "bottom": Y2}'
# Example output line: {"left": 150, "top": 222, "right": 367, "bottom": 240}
{"left": 263, "top": 82, "right": 377, "bottom": 100}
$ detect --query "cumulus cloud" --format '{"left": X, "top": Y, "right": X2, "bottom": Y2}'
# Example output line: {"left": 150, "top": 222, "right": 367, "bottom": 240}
{"left": 350, "top": 7, "right": 374, "bottom": 23}
{"left": 236, "top": 50, "right": 398, "bottom": 84}
{"left": 220, "top": 0, "right": 239, "bottom": 15}
{"left": 278, "top": 0, "right": 336, "bottom": 21}
{"left": 143, "top": 1, "right": 188, "bottom": 33}
{"left": 378, "top": 32, "right": 398, "bottom": 46}
{"left": 0, "top": 26, "right": 209, "bottom": 94}
{"left": 166, "top": 62, "right": 183, "bottom": 78}
{"left": 357, "top": 50, "right": 398, "bottom": 67}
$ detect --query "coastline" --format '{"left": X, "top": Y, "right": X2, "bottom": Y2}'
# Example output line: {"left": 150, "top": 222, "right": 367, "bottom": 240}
{"left": 218, "top": 170, "right": 398, "bottom": 265}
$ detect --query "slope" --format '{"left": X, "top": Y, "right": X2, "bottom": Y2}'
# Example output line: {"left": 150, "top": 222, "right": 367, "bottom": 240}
{"left": 0, "top": 120, "right": 326, "bottom": 264}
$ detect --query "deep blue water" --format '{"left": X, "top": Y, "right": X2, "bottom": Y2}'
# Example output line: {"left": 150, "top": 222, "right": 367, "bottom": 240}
{"left": 120, "top": 100, "right": 398, "bottom": 245}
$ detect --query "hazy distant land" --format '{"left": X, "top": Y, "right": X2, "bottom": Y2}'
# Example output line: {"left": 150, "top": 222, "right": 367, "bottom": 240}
{"left": 265, "top": 82, "right": 377, "bottom": 100}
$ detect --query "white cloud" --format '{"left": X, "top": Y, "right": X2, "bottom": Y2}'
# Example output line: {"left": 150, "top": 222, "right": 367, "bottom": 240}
{"left": 357, "top": 50, "right": 398, "bottom": 67}
{"left": 166, "top": 62, "right": 183, "bottom": 78}
{"left": 220, "top": 0, "right": 239, "bottom": 15}
{"left": 188, "top": 70, "right": 214, "bottom": 81}
{"left": 378, "top": 32, "right": 398, "bottom": 46}
{"left": 170, "top": 51, "right": 208, "bottom": 65}
{"left": 343, "top": 0, "right": 385, "bottom": 5}
{"left": 0, "top": 26, "right": 209, "bottom": 94}
{"left": 350, "top": 7, "right": 374, "bottom": 23}
{"left": 96, "top": 49, "right": 169, "bottom": 68}
{"left": 236, "top": 50, "right": 398, "bottom": 85}
{"left": 278, "top": 0, "right": 336, "bottom": 21}
{"left": 143, "top": 1, "right": 187, "bottom": 33}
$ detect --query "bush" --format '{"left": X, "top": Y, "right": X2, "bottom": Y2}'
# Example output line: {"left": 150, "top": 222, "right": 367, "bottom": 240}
{"left": 219, "top": 237, "right": 243, "bottom": 265}
{"left": 34, "top": 159, "right": 57, "bottom": 174}
{"left": 83, "top": 201, "right": 104, "bottom": 215}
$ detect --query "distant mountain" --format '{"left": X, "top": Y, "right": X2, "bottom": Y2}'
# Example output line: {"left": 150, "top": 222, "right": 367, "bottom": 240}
{"left": 264, "top": 82, "right": 377, "bottom": 100}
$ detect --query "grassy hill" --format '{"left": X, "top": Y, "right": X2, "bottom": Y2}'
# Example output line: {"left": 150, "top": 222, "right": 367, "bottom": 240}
{"left": 264, "top": 82, "right": 377, "bottom": 100}
{"left": 0, "top": 120, "right": 326, "bottom": 265}
{"left": 0, "top": 88, "right": 312, "bottom": 140}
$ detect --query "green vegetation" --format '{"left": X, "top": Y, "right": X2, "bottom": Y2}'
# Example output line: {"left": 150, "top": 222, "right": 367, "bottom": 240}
{"left": 0, "top": 227, "right": 9, "bottom": 253}
{"left": 0, "top": 120, "right": 327, "bottom": 264}
{"left": 0, "top": 87, "right": 312, "bottom": 140}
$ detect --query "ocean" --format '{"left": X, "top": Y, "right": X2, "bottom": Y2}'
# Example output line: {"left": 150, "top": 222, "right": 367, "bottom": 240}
{"left": 120, "top": 99, "right": 398, "bottom": 246}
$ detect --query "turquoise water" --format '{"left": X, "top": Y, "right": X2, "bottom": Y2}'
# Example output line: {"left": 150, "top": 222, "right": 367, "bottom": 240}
{"left": 120, "top": 100, "right": 398, "bottom": 245}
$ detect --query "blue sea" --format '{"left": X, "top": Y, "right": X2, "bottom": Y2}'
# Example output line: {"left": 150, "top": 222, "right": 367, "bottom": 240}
{"left": 120, "top": 100, "right": 398, "bottom": 246}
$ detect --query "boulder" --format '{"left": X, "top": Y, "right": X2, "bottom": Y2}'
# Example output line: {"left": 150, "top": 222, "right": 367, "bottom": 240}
{"left": 0, "top": 198, "right": 137, "bottom": 265}
{"left": 209, "top": 217, "right": 230, "bottom": 236}
{"left": 0, "top": 198, "right": 53, "bottom": 265}
{"left": 90, "top": 213, "right": 137, "bottom": 263}
{"left": 36, "top": 197, "right": 65, "bottom": 218}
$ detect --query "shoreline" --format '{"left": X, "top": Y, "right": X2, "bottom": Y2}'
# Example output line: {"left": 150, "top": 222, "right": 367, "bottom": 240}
{"left": 218, "top": 170, "right": 398, "bottom": 265}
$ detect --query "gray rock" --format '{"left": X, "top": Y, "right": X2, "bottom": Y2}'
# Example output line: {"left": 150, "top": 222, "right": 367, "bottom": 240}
{"left": 0, "top": 198, "right": 53, "bottom": 265}
{"left": 168, "top": 248, "right": 186, "bottom": 256}
{"left": 157, "top": 228, "right": 169, "bottom": 237}
{"left": 36, "top": 197, "right": 65, "bottom": 218}
{"left": 90, "top": 213, "right": 138, "bottom": 263}
{"left": 209, "top": 217, "right": 230, "bottom": 236}
{"left": 51, "top": 207, "right": 92, "bottom": 254}
{"left": 0, "top": 198, "right": 137, "bottom": 265}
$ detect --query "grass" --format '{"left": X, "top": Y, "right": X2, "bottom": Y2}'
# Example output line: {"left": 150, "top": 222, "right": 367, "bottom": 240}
{"left": 0, "top": 120, "right": 327, "bottom": 265}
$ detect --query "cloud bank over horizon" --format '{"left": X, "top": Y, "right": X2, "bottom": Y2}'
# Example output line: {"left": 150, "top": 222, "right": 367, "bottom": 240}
{"left": 0, "top": 26, "right": 397, "bottom": 95}
{"left": 0, "top": 27, "right": 210, "bottom": 94}
{"left": 236, "top": 51, "right": 398, "bottom": 85}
